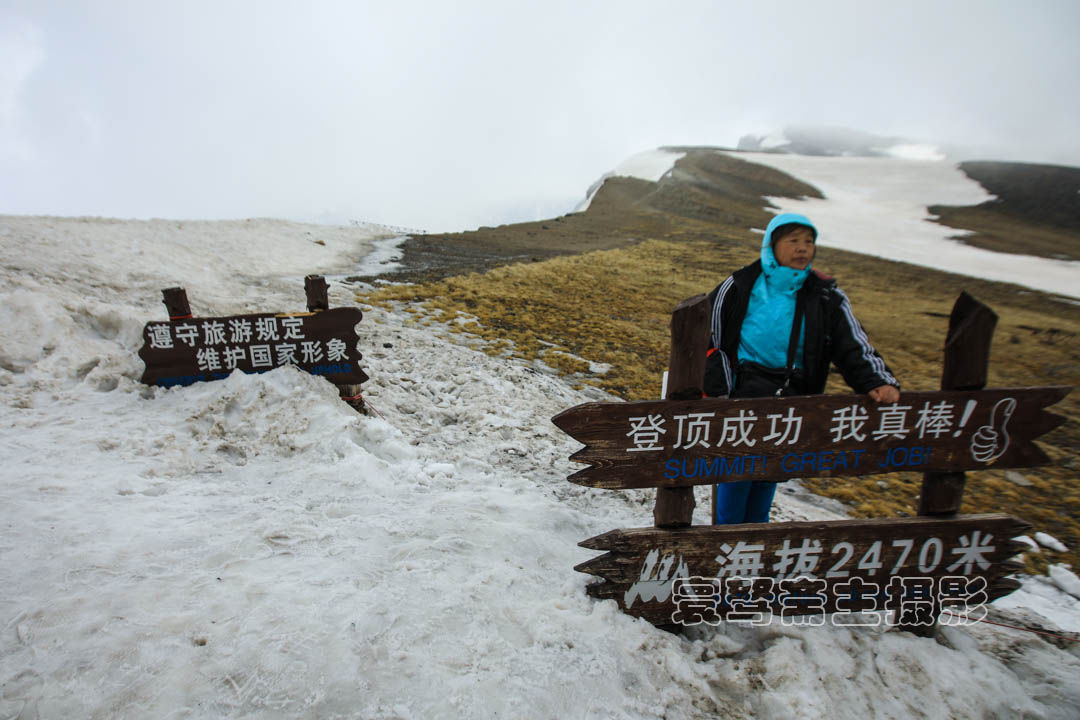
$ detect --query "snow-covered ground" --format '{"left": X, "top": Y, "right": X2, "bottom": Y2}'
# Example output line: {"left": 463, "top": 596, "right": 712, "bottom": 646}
{"left": 2, "top": 215, "right": 1079, "bottom": 719}
{"left": 727, "top": 151, "right": 1080, "bottom": 299}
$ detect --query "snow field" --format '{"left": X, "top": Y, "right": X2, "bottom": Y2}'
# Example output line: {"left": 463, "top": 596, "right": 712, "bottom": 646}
{"left": 727, "top": 151, "right": 1080, "bottom": 299}
{"left": 1, "top": 215, "right": 1079, "bottom": 718}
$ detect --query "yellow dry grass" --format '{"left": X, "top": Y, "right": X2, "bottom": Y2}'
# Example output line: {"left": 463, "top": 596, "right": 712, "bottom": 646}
{"left": 359, "top": 235, "right": 1080, "bottom": 575}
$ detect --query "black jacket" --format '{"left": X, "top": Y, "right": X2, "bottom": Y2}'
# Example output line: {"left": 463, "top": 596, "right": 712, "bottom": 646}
{"left": 704, "top": 260, "right": 898, "bottom": 397}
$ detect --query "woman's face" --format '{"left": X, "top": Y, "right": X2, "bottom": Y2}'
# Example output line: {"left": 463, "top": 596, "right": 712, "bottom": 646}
{"left": 772, "top": 227, "right": 815, "bottom": 270}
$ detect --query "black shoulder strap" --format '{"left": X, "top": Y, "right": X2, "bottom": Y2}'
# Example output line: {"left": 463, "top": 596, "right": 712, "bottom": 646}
{"left": 785, "top": 299, "right": 804, "bottom": 373}
{"left": 772, "top": 296, "right": 805, "bottom": 395}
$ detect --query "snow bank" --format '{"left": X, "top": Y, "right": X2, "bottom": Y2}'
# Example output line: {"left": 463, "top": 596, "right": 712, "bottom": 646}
{"left": 0, "top": 215, "right": 389, "bottom": 315}
{"left": 609, "top": 149, "right": 687, "bottom": 184}
{"left": 726, "top": 151, "right": 1080, "bottom": 299}
{"left": 996, "top": 570, "right": 1080, "bottom": 632}
{"left": 2, "top": 216, "right": 1079, "bottom": 718}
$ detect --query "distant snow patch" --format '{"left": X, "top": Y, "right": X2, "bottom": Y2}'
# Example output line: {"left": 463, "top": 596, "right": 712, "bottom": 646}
{"left": 727, "top": 151, "right": 1080, "bottom": 299}
{"left": 1035, "top": 532, "right": 1069, "bottom": 552}
{"left": 611, "top": 148, "right": 686, "bottom": 183}
{"left": 578, "top": 148, "right": 685, "bottom": 211}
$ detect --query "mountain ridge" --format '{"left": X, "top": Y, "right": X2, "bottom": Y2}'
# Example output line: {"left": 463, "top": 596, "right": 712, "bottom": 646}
{"left": 358, "top": 148, "right": 1080, "bottom": 576}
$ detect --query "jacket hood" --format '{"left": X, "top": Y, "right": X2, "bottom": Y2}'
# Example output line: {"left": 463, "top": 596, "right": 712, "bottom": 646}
{"left": 761, "top": 212, "right": 817, "bottom": 288}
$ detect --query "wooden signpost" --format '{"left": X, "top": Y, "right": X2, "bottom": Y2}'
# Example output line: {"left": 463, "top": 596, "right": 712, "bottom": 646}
{"left": 552, "top": 293, "right": 1070, "bottom": 633}
{"left": 139, "top": 275, "right": 368, "bottom": 410}
{"left": 576, "top": 515, "right": 1027, "bottom": 627}
{"left": 552, "top": 389, "right": 1067, "bottom": 489}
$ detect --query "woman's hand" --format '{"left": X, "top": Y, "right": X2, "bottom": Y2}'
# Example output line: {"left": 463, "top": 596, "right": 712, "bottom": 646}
{"left": 868, "top": 385, "right": 900, "bottom": 404}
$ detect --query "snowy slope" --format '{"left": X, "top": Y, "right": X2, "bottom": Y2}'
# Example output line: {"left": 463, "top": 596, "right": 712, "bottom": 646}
{"left": 726, "top": 151, "right": 1080, "bottom": 299}
{"left": 2, "top": 216, "right": 1079, "bottom": 719}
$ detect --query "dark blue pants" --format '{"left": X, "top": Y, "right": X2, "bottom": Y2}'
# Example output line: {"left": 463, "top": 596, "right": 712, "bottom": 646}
{"left": 712, "top": 360, "right": 796, "bottom": 524}
{"left": 715, "top": 480, "right": 778, "bottom": 524}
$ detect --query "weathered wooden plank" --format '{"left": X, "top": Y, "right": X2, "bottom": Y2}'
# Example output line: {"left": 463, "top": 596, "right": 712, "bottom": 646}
{"left": 999, "top": 558, "right": 1027, "bottom": 574}
{"left": 575, "top": 542, "right": 1031, "bottom": 581}
{"left": 1029, "top": 410, "right": 1068, "bottom": 439}
{"left": 582, "top": 577, "right": 1024, "bottom": 627}
{"left": 305, "top": 274, "right": 330, "bottom": 312}
{"left": 917, "top": 472, "right": 968, "bottom": 517}
{"left": 162, "top": 287, "right": 192, "bottom": 319}
{"left": 299, "top": 275, "right": 368, "bottom": 413}
{"left": 552, "top": 388, "right": 1071, "bottom": 489}
{"left": 577, "top": 515, "right": 1031, "bottom": 553}
{"left": 654, "top": 295, "right": 709, "bottom": 528}
{"left": 574, "top": 515, "right": 1028, "bottom": 583}
{"left": 665, "top": 294, "right": 710, "bottom": 401}
{"left": 573, "top": 514, "right": 1030, "bottom": 627}
{"left": 911, "top": 292, "right": 998, "bottom": 635}
{"left": 583, "top": 576, "right": 1023, "bottom": 605}
{"left": 573, "top": 552, "right": 638, "bottom": 576}
{"left": 941, "top": 291, "right": 998, "bottom": 392}
{"left": 919, "top": 291, "right": 999, "bottom": 518}
{"left": 579, "top": 553, "right": 1023, "bottom": 587}
{"left": 653, "top": 488, "right": 696, "bottom": 529}
{"left": 583, "top": 577, "right": 1026, "bottom": 601}
{"left": 139, "top": 307, "right": 368, "bottom": 387}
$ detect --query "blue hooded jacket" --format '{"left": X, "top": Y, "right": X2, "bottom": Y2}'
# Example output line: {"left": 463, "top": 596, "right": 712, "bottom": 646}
{"left": 736, "top": 213, "right": 817, "bottom": 370}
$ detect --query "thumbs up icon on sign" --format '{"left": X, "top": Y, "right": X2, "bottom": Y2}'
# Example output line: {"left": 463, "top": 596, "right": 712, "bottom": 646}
{"left": 970, "top": 398, "right": 1016, "bottom": 464}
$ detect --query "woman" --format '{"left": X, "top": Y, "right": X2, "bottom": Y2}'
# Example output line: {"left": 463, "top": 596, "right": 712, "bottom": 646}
{"left": 705, "top": 212, "right": 900, "bottom": 524}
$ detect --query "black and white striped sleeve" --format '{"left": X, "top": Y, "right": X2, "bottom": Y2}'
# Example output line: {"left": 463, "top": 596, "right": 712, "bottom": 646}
{"left": 704, "top": 278, "right": 735, "bottom": 396}
{"left": 829, "top": 287, "right": 899, "bottom": 393}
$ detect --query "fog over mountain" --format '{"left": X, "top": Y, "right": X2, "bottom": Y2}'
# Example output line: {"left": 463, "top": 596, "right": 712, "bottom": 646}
{"left": 3, "top": 1, "right": 1079, "bottom": 231}
{"left": 736, "top": 126, "right": 934, "bottom": 159}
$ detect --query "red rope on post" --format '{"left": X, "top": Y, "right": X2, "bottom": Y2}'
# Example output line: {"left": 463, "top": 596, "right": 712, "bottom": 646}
{"left": 169, "top": 314, "right": 193, "bottom": 320}
{"left": 341, "top": 393, "right": 384, "bottom": 419}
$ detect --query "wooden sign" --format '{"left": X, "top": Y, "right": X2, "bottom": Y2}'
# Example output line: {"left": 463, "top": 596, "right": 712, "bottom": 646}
{"left": 576, "top": 514, "right": 1029, "bottom": 626}
{"left": 555, "top": 292, "right": 1057, "bottom": 634}
{"left": 552, "top": 388, "right": 1068, "bottom": 489}
{"left": 139, "top": 307, "right": 368, "bottom": 387}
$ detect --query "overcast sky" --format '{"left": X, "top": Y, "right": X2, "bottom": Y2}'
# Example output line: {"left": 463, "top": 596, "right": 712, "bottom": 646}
{"left": 3, "top": 1, "right": 1078, "bottom": 232}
